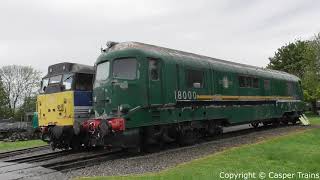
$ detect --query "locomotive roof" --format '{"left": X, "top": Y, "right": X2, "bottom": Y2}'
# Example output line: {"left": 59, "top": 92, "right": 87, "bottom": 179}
{"left": 44, "top": 62, "right": 94, "bottom": 78}
{"left": 98, "top": 41, "right": 300, "bottom": 82}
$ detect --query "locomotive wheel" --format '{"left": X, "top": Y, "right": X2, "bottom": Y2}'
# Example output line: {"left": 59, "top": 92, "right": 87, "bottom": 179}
{"left": 41, "top": 133, "right": 50, "bottom": 142}
{"left": 251, "top": 122, "right": 260, "bottom": 128}
{"left": 177, "top": 129, "right": 197, "bottom": 146}
{"left": 207, "top": 123, "right": 223, "bottom": 136}
{"left": 291, "top": 121, "right": 297, "bottom": 125}
{"left": 281, "top": 120, "right": 289, "bottom": 125}
{"left": 272, "top": 120, "right": 280, "bottom": 127}
{"left": 214, "top": 126, "right": 223, "bottom": 136}
{"left": 141, "top": 135, "right": 161, "bottom": 153}
{"left": 140, "top": 129, "right": 160, "bottom": 153}
{"left": 141, "top": 143, "right": 161, "bottom": 153}
{"left": 50, "top": 141, "right": 56, "bottom": 151}
{"left": 281, "top": 115, "right": 290, "bottom": 125}
{"left": 70, "top": 136, "right": 81, "bottom": 151}
{"left": 262, "top": 122, "right": 269, "bottom": 126}
{"left": 290, "top": 118, "right": 298, "bottom": 125}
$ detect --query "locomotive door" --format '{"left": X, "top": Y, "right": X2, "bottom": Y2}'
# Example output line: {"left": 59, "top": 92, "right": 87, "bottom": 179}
{"left": 109, "top": 57, "right": 148, "bottom": 114}
{"left": 148, "top": 58, "right": 163, "bottom": 105}
{"left": 263, "top": 79, "right": 271, "bottom": 96}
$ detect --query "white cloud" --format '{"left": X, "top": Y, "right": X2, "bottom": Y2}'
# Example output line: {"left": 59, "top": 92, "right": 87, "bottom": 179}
{"left": 0, "top": 43, "right": 9, "bottom": 59}
{"left": 0, "top": 0, "right": 320, "bottom": 74}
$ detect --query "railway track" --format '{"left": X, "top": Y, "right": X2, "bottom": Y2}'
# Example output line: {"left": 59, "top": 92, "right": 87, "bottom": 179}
{"left": 0, "top": 149, "right": 126, "bottom": 179}
{"left": 5, "top": 150, "right": 71, "bottom": 163}
{"left": 42, "top": 149, "right": 124, "bottom": 172}
{"left": 0, "top": 145, "right": 50, "bottom": 159}
{"left": 3, "top": 147, "right": 124, "bottom": 172}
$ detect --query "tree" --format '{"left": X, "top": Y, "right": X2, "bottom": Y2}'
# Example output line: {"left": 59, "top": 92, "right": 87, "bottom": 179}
{"left": 0, "top": 65, "right": 41, "bottom": 116}
{"left": 304, "top": 33, "right": 320, "bottom": 108}
{"left": 14, "top": 96, "right": 37, "bottom": 121}
{"left": 0, "top": 76, "right": 11, "bottom": 119}
{"left": 302, "top": 70, "right": 320, "bottom": 103}
{"left": 310, "top": 33, "right": 320, "bottom": 58}
{"left": 268, "top": 39, "right": 320, "bottom": 112}
{"left": 267, "top": 40, "right": 317, "bottom": 78}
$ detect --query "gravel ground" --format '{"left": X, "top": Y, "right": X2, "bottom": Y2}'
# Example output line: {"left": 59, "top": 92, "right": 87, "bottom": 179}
{"left": 66, "top": 124, "right": 315, "bottom": 179}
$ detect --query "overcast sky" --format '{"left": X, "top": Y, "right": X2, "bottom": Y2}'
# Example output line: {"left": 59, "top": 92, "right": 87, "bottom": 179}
{"left": 1, "top": 0, "right": 320, "bottom": 74}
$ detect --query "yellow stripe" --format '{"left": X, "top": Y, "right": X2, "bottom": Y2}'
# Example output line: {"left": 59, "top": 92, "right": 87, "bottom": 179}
{"left": 196, "top": 95, "right": 293, "bottom": 101}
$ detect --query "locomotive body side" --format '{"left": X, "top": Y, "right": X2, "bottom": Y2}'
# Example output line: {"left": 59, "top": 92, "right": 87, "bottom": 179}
{"left": 82, "top": 42, "right": 305, "bottom": 149}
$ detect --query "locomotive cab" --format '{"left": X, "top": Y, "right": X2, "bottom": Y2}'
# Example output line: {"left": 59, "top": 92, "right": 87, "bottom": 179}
{"left": 93, "top": 57, "right": 146, "bottom": 116}
{"left": 83, "top": 51, "right": 152, "bottom": 148}
{"left": 41, "top": 73, "right": 93, "bottom": 94}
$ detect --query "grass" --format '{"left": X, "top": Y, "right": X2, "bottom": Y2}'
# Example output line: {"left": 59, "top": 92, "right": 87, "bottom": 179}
{"left": 0, "top": 140, "right": 47, "bottom": 152}
{"left": 80, "top": 113, "right": 320, "bottom": 180}
{"left": 305, "top": 112, "right": 320, "bottom": 125}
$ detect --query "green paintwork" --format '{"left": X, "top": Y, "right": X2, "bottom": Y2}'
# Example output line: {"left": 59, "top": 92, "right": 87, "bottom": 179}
{"left": 32, "top": 112, "right": 38, "bottom": 129}
{"left": 93, "top": 42, "right": 305, "bottom": 128}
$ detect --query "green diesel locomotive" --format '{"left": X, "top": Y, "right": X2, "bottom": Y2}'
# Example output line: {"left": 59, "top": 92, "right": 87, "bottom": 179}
{"left": 80, "top": 41, "right": 305, "bottom": 150}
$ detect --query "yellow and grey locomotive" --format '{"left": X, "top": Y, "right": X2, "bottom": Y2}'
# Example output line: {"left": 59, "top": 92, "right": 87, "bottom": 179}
{"left": 37, "top": 62, "right": 94, "bottom": 149}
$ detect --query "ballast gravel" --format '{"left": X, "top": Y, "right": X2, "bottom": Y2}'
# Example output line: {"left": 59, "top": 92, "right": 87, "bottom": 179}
{"left": 65, "top": 124, "right": 313, "bottom": 179}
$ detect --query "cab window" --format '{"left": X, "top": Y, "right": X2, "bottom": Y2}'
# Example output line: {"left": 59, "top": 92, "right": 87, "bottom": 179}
{"left": 186, "top": 69, "right": 204, "bottom": 88}
{"left": 49, "top": 75, "right": 62, "bottom": 84}
{"left": 149, "top": 58, "right": 160, "bottom": 80}
{"left": 62, "top": 73, "right": 73, "bottom": 90}
{"left": 75, "top": 73, "right": 93, "bottom": 91}
{"left": 95, "top": 61, "right": 110, "bottom": 81}
{"left": 40, "top": 78, "right": 49, "bottom": 93}
{"left": 112, "top": 58, "right": 137, "bottom": 80}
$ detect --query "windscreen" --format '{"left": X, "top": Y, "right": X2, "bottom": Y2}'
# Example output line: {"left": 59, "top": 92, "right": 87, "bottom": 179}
{"left": 94, "top": 61, "right": 110, "bottom": 88}
{"left": 40, "top": 75, "right": 62, "bottom": 94}
{"left": 96, "top": 61, "right": 110, "bottom": 81}
{"left": 49, "top": 75, "right": 62, "bottom": 84}
{"left": 40, "top": 78, "right": 49, "bottom": 93}
{"left": 62, "top": 73, "right": 74, "bottom": 90}
{"left": 112, "top": 58, "right": 137, "bottom": 80}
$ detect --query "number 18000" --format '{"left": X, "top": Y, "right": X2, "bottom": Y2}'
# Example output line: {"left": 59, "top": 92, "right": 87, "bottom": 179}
{"left": 174, "top": 90, "right": 197, "bottom": 100}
